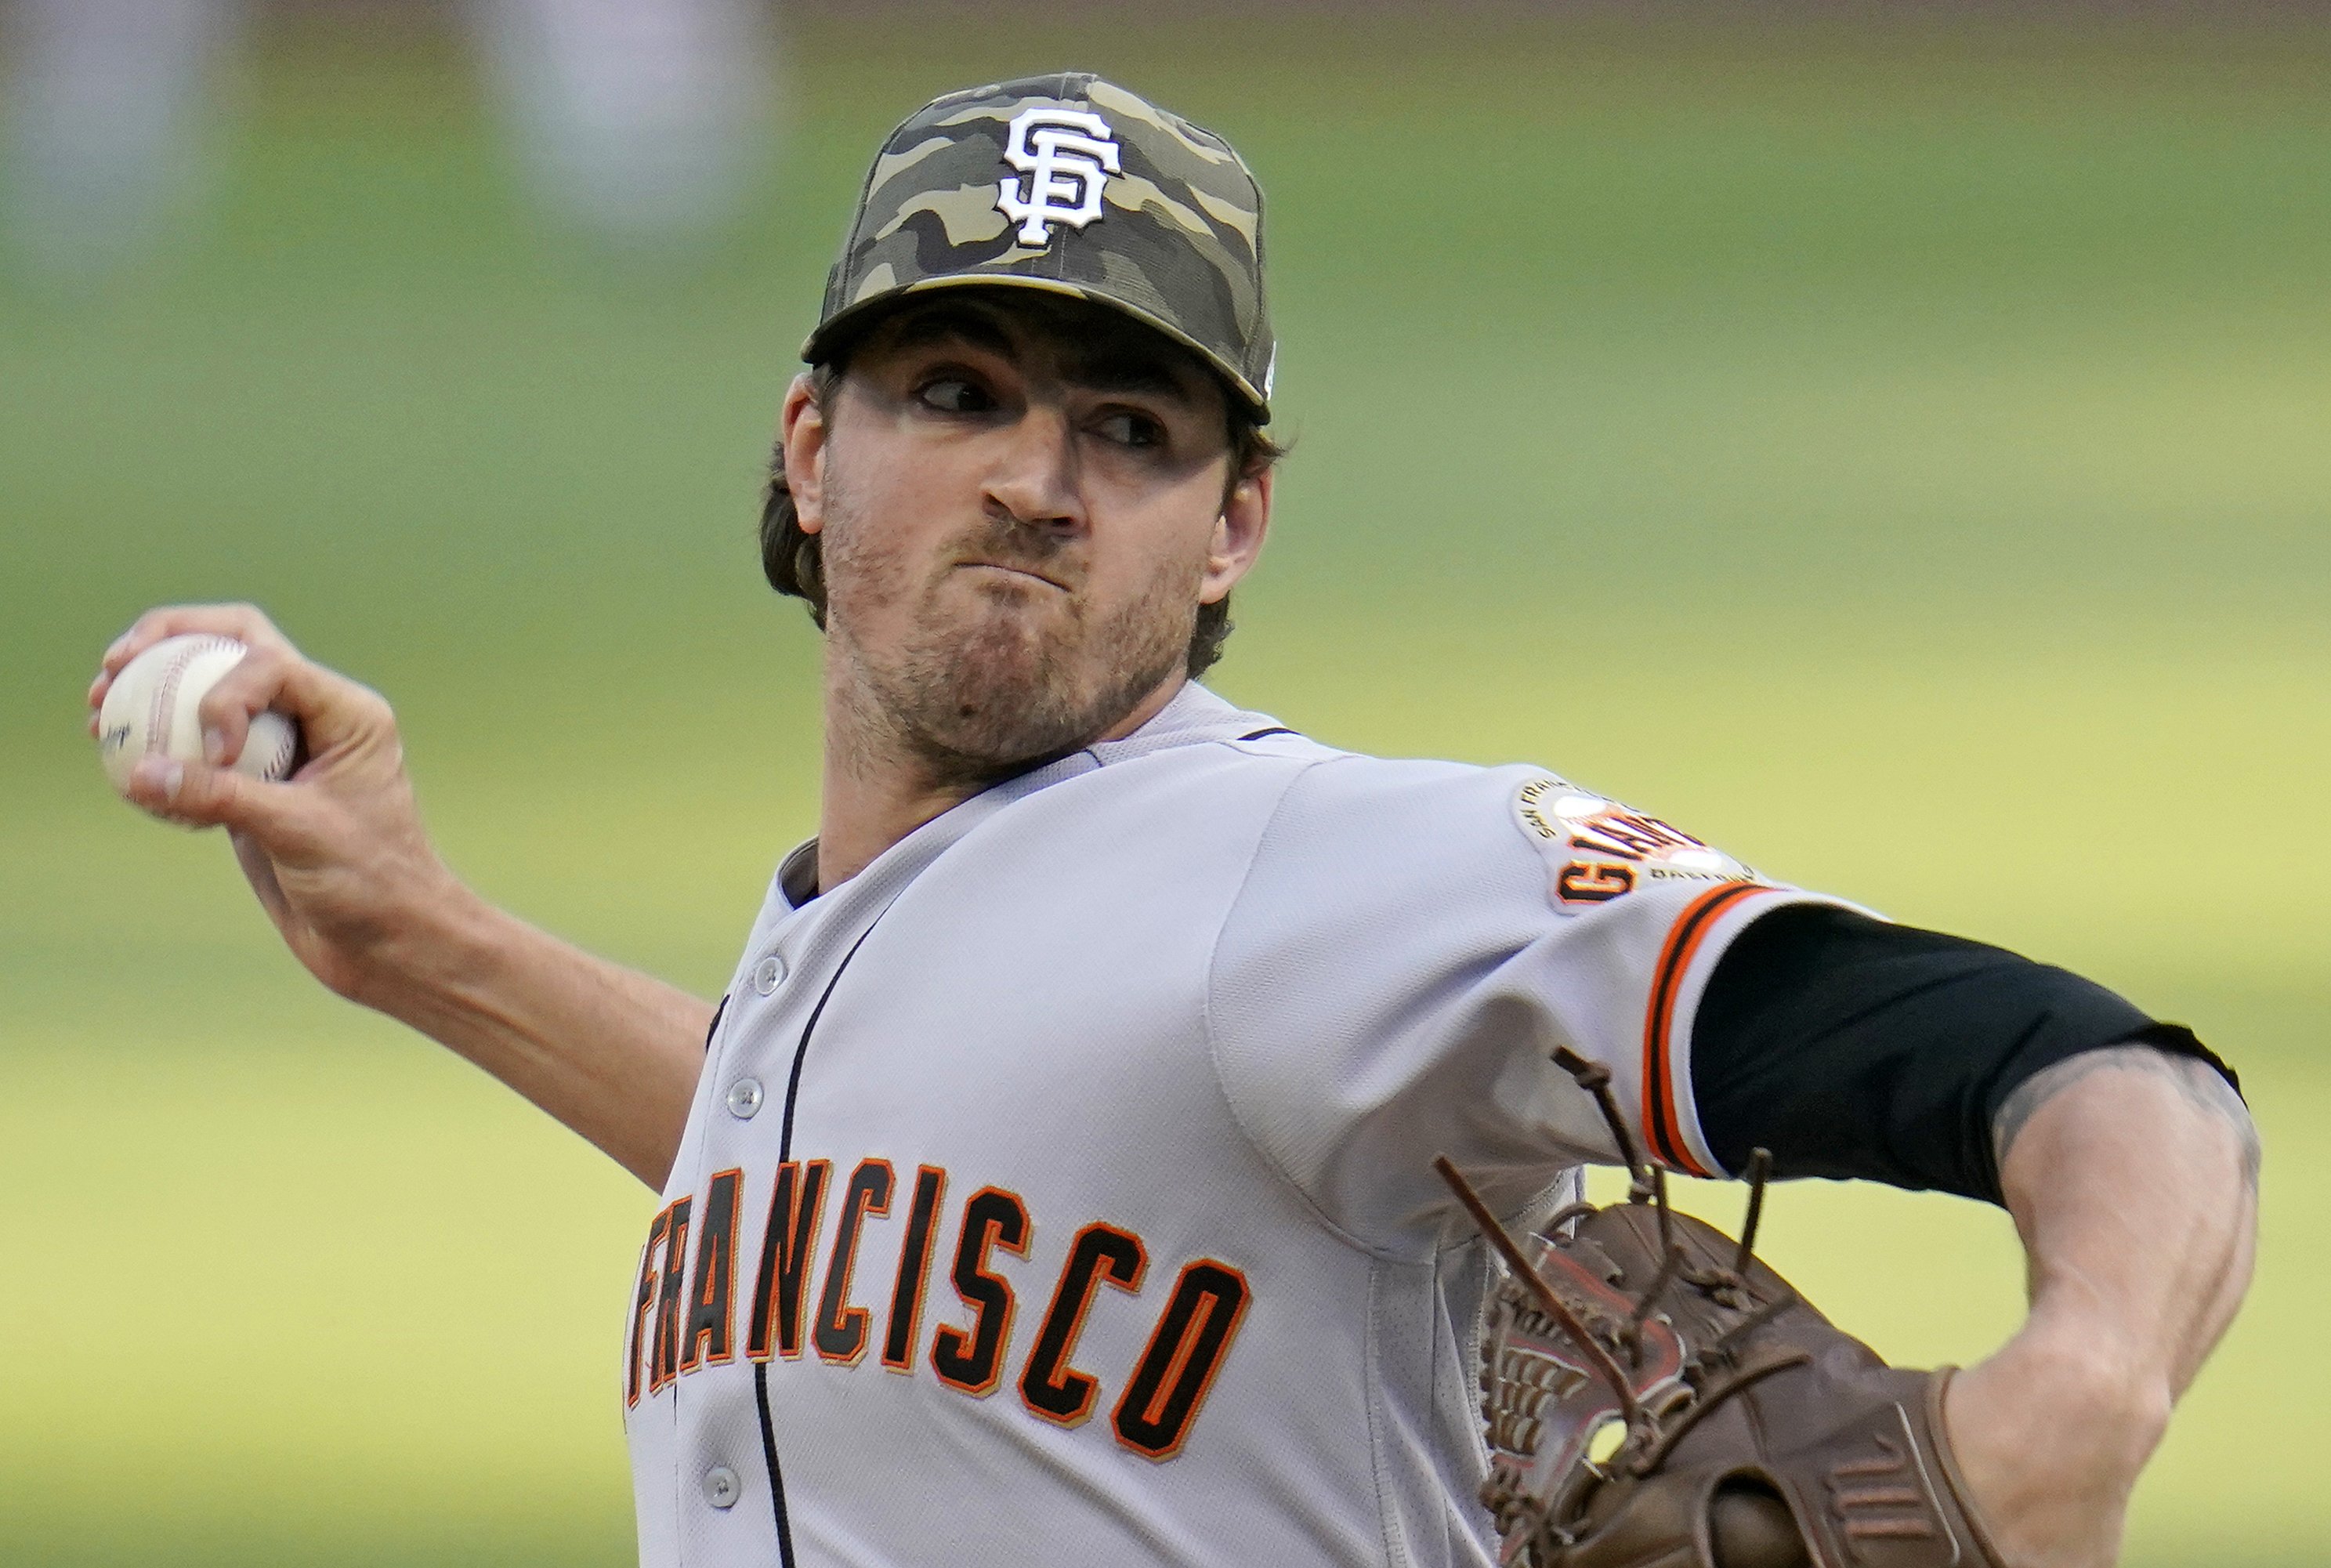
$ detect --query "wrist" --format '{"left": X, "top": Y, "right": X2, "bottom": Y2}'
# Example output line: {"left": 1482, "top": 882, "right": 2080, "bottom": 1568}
{"left": 339, "top": 869, "right": 505, "bottom": 1017}
{"left": 1996, "top": 1308, "right": 2174, "bottom": 1468}
{"left": 1946, "top": 1329, "right": 2163, "bottom": 1568}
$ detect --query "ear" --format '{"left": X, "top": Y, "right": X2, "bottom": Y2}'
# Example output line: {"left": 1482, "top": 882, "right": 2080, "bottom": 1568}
{"left": 1200, "top": 465, "right": 1273, "bottom": 604}
{"left": 780, "top": 372, "right": 832, "bottom": 534}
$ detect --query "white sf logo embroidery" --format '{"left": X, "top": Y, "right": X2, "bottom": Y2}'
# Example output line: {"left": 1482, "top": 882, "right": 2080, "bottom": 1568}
{"left": 996, "top": 107, "right": 1121, "bottom": 247}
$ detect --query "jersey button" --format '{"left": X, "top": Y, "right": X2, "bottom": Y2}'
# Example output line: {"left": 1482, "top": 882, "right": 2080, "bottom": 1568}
{"left": 726, "top": 1077, "right": 764, "bottom": 1119}
{"left": 703, "top": 1465, "right": 740, "bottom": 1510}
{"left": 751, "top": 954, "right": 786, "bottom": 995}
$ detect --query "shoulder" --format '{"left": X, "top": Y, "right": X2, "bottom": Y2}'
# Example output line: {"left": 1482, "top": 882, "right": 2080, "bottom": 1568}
{"left": 1246, "top": 751, "right": 1707, "bottom": 902}
{"left": 1221, "top": 749, "right": 1790, "bottom": 985}
{"left": 1253, "top": 748, "right": 1543, "bottom": 837}
{"left": 1218, "top": 753, "right": 1579, "bottom": 965}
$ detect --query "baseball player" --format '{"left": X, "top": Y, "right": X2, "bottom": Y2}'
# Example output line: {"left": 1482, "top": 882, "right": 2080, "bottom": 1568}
{"left": 92, "top": 74, "right": 2255, "bottom": 1568}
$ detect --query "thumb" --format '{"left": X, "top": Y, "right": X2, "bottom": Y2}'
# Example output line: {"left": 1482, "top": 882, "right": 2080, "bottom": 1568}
{"left": 125, "top": 754, "right": 307, "bottom": 847}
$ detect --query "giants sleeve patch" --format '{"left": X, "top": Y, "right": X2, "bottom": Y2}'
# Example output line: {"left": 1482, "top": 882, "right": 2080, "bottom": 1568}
{"left": 1511, "top": 775, "right": 1759, "bottom": 913}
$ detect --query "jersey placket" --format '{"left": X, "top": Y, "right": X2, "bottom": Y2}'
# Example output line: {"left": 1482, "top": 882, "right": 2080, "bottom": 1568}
{"left": 655, "top": 752, "right": 1106, "bottom": 1568}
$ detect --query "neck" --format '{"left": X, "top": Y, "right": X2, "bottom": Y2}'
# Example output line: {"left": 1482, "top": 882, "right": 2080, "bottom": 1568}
{"left": 814, "top": 654, "right": 1189, "bottom": 893}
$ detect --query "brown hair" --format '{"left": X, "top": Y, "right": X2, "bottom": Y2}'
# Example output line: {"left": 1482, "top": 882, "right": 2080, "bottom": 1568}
{"left": 757, "top": 362, "right": 1283, "bottom": 680}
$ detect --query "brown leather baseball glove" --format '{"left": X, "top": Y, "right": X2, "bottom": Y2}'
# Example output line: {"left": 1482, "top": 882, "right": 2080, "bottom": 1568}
{"left": 1436, "top": 1049, "right": 2007, "bottom": 1568}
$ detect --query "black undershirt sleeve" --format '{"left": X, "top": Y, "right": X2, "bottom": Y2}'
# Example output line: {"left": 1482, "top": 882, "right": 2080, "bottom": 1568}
{"left": 1690, "top": 904, "right": 2238, "bottom": 1206}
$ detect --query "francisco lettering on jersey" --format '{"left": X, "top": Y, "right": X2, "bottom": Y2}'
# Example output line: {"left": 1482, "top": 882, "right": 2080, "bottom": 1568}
{"left": 626, "top": 1158, "right": 1251, "bottom": 1463}
{"left": 1511, "top": 775, "right": 1758, "bottom": 911}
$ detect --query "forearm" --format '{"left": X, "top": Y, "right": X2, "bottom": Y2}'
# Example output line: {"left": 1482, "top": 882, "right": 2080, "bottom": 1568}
{"left": 1944, "top": 1042, "right": 2259, "bottom": 1565}
{"left": 357, "top": 882, "right": 712, "bottom": 1190}
{"left": 1688, "top": 906, "right": 2258, "bottom": 1563}
{"left": 1996, "top": 1042, "right": 2259, "bottom": 1406}
{"left": 91, "top": 605, "right": 716, "bottom": 1193}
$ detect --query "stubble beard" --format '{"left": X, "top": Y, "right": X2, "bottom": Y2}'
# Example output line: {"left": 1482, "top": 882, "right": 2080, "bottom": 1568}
{"left": 820, "top": 470, "right": 1198, "bottom": 791}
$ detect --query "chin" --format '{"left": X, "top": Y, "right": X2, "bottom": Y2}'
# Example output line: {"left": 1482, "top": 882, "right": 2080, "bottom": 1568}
{"left": 896, "top": 611, "right": 1088, "bottom": 764}
{"left": 859, "top": 569, "right": 1189, "bottom": 778}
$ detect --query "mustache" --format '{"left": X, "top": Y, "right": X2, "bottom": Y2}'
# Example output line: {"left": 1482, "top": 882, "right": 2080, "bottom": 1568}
{"left": 948, "top": 515, "right": 1081, "bottom": 588}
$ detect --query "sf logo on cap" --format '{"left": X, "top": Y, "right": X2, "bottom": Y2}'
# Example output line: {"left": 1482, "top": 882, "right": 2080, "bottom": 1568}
{"left": 996, "top": 107, "right": 1121, "bottom": 246}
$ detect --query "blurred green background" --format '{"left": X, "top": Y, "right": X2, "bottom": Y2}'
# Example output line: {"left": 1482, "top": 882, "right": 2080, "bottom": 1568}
{"left": 3, "top": 5, "right": 2325, "bottom": 1563}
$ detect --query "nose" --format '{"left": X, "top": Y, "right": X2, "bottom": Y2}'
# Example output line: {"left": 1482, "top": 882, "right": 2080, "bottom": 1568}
{"left": 983, "top": 403, "right": 1085, "bottom": 535}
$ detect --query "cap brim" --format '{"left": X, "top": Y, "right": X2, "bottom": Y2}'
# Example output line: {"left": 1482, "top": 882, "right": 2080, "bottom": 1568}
{"left": 802, "top": 273, "right": 1270, "bottom": 423}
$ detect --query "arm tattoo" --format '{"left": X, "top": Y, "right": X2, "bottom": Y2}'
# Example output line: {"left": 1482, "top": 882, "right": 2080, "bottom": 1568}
{"left": 1992, "top": 1043, "right": 2260, "bottom": 1187}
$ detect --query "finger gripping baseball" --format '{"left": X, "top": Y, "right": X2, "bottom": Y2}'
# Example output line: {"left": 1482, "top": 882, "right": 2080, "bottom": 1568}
{"left": 97, "top": 634, "right": 302, "bottom": 799}
{"left": 1440, "top": 1057, "right": 2006, "bottom": 1568}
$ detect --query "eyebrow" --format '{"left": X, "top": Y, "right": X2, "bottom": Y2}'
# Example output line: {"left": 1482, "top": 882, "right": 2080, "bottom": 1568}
{"left": 1063, "top": 351, "right": 1195, "bottom": 404}
{"left": 885, "top": 305, "right": 1016, "bottom": 358}
{"left": 884, "top": 302, "right": 1204, "bottom": 408}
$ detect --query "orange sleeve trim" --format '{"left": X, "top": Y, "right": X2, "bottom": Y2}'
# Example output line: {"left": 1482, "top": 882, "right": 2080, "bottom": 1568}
{"left": 1640, "top": 882, "right": 1771, "bottom": 1178}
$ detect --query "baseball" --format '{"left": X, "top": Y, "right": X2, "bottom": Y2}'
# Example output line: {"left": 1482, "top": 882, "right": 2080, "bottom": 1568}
{"left": 97, "top": 634, "right": 300, "bottom": 795}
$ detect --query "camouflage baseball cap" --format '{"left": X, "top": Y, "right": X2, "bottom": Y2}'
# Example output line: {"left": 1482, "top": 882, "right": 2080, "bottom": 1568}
{"left": 803, "top": 71, "right": 1275, "bottom": 420}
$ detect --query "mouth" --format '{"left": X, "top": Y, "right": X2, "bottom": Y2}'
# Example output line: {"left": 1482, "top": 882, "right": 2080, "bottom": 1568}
{"left": 955, "top": 559, "right": 1069, "bottom": 592}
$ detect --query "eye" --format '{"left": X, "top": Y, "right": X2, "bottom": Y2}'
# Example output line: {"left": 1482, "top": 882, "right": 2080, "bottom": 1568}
{"left": 917, "top": 376, "right": 995, "bottom": 415}
{"left": 1093, "top": 409, "right": 1166, "bottom": 449}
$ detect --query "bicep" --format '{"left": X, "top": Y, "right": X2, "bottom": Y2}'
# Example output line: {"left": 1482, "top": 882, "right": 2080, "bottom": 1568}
{"left": 1689, "top": 905, "right": 2237, "bottom": 1204}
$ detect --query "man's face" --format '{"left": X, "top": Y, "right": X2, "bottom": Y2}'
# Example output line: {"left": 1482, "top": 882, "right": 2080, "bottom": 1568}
{"left": 784, "top": 291, "right": 1271, "bottom": 780}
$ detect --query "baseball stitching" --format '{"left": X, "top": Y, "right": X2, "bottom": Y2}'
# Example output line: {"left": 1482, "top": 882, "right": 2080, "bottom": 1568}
{"left": 144, "top": 636, "right": 247, "bottom": 765}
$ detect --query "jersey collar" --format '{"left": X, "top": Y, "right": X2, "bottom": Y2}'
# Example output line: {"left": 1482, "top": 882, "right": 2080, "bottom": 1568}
{"left": 775, "top": 681, "right": 1287, "bottom": 909}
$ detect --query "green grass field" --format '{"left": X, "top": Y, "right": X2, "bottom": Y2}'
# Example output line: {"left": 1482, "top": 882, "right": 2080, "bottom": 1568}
{"left": 4, "top": 13, "right": 2326, "bottom": 1563}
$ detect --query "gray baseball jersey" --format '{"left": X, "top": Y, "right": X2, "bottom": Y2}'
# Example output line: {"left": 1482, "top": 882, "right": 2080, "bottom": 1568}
{"left": 624, "top": 683, "right": 1844, "bottom": 1566}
